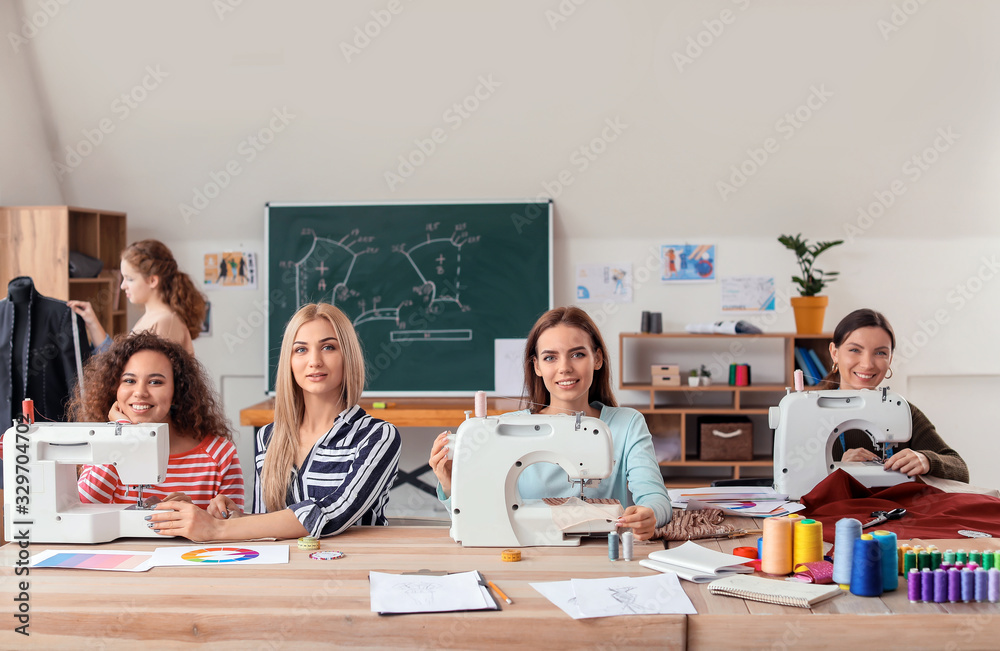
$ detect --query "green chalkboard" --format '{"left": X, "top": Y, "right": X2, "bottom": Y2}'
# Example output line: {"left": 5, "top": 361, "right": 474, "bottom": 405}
{"left": 265, "top": 201, "right": 552, "bottom": 395}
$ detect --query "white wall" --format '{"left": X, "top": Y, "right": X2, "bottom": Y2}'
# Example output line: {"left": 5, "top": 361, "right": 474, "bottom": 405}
{"left": 4, "top": 1, "right": 999, "bottom": 487}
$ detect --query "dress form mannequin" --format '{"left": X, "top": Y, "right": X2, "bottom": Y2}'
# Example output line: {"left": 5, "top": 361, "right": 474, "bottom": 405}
{"left": 7, "top": 277, "right": 33, "bottom": 406}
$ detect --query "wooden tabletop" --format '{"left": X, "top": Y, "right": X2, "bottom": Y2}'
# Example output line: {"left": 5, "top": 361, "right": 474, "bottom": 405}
{"left": 240, "top": 397, "right": 524, "bottom": 429}
{"left": 3, "top": 523, "right": 997, "bottom": 649}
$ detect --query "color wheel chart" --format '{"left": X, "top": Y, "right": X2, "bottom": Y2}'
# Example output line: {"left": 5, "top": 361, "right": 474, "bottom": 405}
{"left": 181, "top": 547, "right": 260, "bottom": 563}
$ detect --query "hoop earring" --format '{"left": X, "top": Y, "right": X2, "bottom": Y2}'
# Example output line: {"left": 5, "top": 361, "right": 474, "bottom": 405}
{"left": 831, "top": 362, "right": 838, "bottom": 373}
{"left": 885, "top": 368, "right": 893, "bottom": 379}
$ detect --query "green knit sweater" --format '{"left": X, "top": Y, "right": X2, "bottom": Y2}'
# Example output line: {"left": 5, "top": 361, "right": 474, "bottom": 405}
{"left": 832, "top": 402, "right": 969, "bottom": 483}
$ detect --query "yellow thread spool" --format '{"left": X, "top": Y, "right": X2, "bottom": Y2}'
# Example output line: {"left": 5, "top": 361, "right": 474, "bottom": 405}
{"left": 793, "top": 519, "right": 824, "bottom": 568}
{"left": 501, "top": 549, "right": 522, "bottom": 562}
{"left": 762, "top": 516, "right": 793, "bottom": 575}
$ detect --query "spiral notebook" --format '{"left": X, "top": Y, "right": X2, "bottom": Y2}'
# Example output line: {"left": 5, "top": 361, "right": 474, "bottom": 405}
{"left": 707, "top": 574, "right": 843, "bottom": 608}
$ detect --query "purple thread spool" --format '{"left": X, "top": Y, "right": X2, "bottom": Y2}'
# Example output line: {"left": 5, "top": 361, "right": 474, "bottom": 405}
{"left": 907, "top": 569, "right": 922, "bottom": 602}
{"left": 933, "top": 568, "right": 947, "bottom": 603}
{"left": 975, "top": 568, "right": 988, "bottom": 602}
{"left": 961, "top": 568, "right": 974, "bottom": 602}
{"left": 988, "top": 568, "right": 999, "bottom": 603}
{"left": 921, "top": 568, "right": 934, "bottom": 602}
{"left": 948, "top": 568, "right": 961, "bottom": 602}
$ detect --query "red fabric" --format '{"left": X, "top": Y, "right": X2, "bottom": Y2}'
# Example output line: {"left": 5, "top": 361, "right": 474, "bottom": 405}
{"left": 799, "top": 470, "right": 1000, "bottom": 543}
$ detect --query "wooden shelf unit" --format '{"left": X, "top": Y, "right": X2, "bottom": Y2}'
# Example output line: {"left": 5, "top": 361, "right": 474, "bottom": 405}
{"left": 619, "top": 332, "right": 832, "bottom": 487}
{"left": 0, "top": 206, "right": 128, "bottom": 338}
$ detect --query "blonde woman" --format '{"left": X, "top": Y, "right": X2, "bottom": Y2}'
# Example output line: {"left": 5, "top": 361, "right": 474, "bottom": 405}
{"left": 147, "top": 303, "right": 401, "bottom": 541}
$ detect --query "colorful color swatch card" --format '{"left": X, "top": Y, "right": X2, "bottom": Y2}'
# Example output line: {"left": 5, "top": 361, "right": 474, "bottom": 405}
{"left": 150, "top": 544, "right": 289, "bottom": 567}
{"left": 30, "top": 550, "right": 155, "bottom": 572}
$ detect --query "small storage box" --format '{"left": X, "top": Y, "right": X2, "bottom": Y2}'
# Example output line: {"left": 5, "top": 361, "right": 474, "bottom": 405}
{"left": 698, "top": 416, "right": 753, "bottom": 461}
{"left": 651, "top": 364, "right": 681, "bottom": 387}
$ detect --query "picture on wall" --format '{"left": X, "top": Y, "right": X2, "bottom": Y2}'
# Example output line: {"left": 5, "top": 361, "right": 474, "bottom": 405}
{"left": 721, "top": 276, "right": 776, "bottom": 312}
{"left": 660, "top": 244, "right": 715, "bottom": 283}
{"left": 204, "top": 252, "right": 257, "bottom": 290}
{"left": 575, "top": 263, "right": 633, "bottom": 303}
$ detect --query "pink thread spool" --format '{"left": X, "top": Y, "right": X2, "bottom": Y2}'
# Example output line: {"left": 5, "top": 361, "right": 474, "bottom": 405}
{"left": 474, "top": 390, "right": 487, "bottom": 418}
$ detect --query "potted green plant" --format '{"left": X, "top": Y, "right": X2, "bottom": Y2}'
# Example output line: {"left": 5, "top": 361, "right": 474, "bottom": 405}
{"left": 688, "top": 369, "right": 700, "bottom": 387}
{"left": 778, "top": 233, "right": 843, "bottom": 334}
{"left": 688, "top": 366, "right": 712, "bottom": 387}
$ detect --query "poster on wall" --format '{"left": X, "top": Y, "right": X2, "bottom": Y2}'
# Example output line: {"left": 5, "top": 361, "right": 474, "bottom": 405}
{"left": 204, "top": 252, "right": 257, "bottom": 290}
{"left": 721, "top": 276, "right": 776, "bottom": 312}
{"left": 660, "top": 244, "right": 715, "bottom": 283}
{"left": 575, "top": 263, "right": 633, "bottom": 303}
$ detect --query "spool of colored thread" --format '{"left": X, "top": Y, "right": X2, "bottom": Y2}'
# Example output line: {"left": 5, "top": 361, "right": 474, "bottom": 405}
{"left": 608, "top": 532, "right": 619, "bottom": 561}
{"left": 954, "top": 562, "right": 965, "bottom": 570}
{"left": 850, "top": 535, "right": 883, "bottom": 597}
{"left": 762, "top": 516, "right": 793, "bottom": 575}
{"left": 943, "top": 549, "right": 956, "bottom": 565}
{"left": 968, "top": 562, "right": 980, "bottom": 571}
{"left": 832, "top": 518, "right": 862, "bottom": 587}
{"left": 621, "top": 531, "right": 634, "bottom": 561}
{"left": 903, "top": 550, "right": 917, "bottom": 575}
{"left": 897, "top": 543, "right": 912, "bottom": 575}
{"left": 975, "top": 568, "right": 988, "bottom": 602}
{"left": 988, "top": 568, "right": 999, "bottom": 603}
{"left": 872, "top": 530, "right": 898, "bottom": 591}
{"left": 757, "top": 536, "right": 763, "bottom": 559}
{"left": 994, "top": 551, "right": 1000, "bottom": 569}
{"left": 933, "top": 568, "right": 947, "bottom": 603}
{"left": 970, "top": 550, "right": 983, "bottom": 566}
{"left": 948, "top": 567, "right": 961, "bottom": 602}
{"left": 920, "top": 568, "right": 934, "bottom": 602}
{"left": 957, "top": 549, "right": 969, "bottom": 564}
{"left": 961, "top": 568, "right": 974, "bottom": 602}
{"left": 907, "top": 568, "right": 921, "bottom": 602}
{"left": 793, "top": 519, "right": 823, "bottom": 568}
{"left": 917, "top": 550, "right": 931, "bottom": 570}
{"left": 733, "top": 546, "right": 758, "bottom": 561}
{"left": 930, "top": 549, "right": 942, "bottom": 570}
{"left": 982, "top": 552, "right": 994, "bottom": 571}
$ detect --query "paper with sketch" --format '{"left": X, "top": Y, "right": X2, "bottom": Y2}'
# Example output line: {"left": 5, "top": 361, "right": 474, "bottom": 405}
{"left": 571, "top": 574, "right": 697, "bottom": 617}
{"left": 640, "top": 541, "right": 754, "bottom": 583}
{"left": 531, "top": 580, "right": 586, "bottom": 619}
{"left": 369, "top": 570, "right": 497, "bottom": 614}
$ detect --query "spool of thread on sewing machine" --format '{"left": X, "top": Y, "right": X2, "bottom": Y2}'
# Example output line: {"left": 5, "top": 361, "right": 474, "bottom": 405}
{"left": 988, "top": 568, "right": 999, "bottom": 603}
{"left": 933, "top": 568, "right": 947, "bottom": 603}
{"left": 872, "top": 530, "right": 898, "bottom": 591}
{"left": 850, "top": 535, "right": 883, "bottom": 597}
{"left": 793, "top": 519, "right": 823, "bottom": 568}
{"left": 621, "top": 530, "right": 634, "bottom": 561}
{"left": 832, "top": 518, "right": 862, "bottom": 587}
{"left": 907, "top": 569, "right": 921, "bottom": 602}
{"left": 608, "top": 532, "right": 619, "bottom": 561}
{"left": 474, "top": 391, "right": 487, "bottom": 418}
{"left": 793, "top": 369, "right": 804, "bottom": 392}
{"left": 762, "top": 516, "right": 792, "bottom": 575}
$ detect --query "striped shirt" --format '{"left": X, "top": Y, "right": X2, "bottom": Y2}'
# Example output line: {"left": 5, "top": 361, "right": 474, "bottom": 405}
{"left": 78, "top": 435, "right": 245, "bottom": 509}
{"left": 252, "top": 404, "right": 400, "bottom": 538}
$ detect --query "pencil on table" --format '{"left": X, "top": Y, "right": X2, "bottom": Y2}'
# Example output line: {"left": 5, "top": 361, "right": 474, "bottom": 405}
{"left": 488, "top": 580, "right": 513, "bottom": 605}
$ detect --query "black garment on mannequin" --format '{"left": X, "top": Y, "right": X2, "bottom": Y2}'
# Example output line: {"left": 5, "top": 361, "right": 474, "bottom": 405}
{"left": 0, "top": 277, "right": 91, "bottom": 428}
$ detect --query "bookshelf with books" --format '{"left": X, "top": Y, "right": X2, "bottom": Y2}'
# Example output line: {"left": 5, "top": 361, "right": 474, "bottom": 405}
{"left": 618, "top": 332, "right": 832, "bottom": 488}
{"left": 0, "top": 206, "right": 128, "bottom": 338}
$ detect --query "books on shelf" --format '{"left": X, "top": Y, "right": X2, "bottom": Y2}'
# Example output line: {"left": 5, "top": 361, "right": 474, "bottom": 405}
{"left": 793, "top": 346, "right": 828, "bottom": 385}
{"left": 639, "top": 540, "right": 755, "bottom": 583}
{"left": 707, "top": 574, "right": 842, "bottom": 608}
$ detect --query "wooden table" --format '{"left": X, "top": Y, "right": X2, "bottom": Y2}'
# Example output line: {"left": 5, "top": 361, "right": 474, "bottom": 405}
{"left": 3, "top": 523, "right": 997, "bottom": 649}
{"left": 240, "top": 397, "right": 523, "bottom": 429}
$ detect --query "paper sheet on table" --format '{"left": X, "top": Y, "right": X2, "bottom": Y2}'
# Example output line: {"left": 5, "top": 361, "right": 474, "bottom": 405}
{"left": 533, "top": 574, "right": 696, "bottom": 618}
{"left": 668, "top": 486, "right": 785, "bottom": 506}
{"left": 150, "top": 544, "right": 288, "bottom": 567}
{"left": 30, "top": 549, "right": 155, "bottom": 572}
{"left": 687, "top": 498, "right": 805, "bottom": 518}
{"left": 369, "top": 570, "right": 497, "bottom": 614}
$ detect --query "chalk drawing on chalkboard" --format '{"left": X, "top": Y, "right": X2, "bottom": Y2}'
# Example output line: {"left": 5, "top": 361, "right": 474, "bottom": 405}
{"left": 291, "top": 222, "right": 480, "bottom": 342}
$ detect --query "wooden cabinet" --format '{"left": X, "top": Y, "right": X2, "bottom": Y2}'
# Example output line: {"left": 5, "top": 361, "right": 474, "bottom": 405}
{"left": 618, "top": 332, "right": 832, "bottom": 488}
{"left": 0, "top": 206, "right": 128, "bottom": 338}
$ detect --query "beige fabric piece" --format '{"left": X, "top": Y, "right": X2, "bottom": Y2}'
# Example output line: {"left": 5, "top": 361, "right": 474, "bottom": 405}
{"left": 653, "top": 508, "right": 740, "bottom": 541}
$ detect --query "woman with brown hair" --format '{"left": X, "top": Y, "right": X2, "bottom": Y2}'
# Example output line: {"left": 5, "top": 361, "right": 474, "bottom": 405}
{"left": 68, "top": 239, "right": 207, "bottom": 354}
{"left": 71, "top": 331, "right": 244, "bottom": 508}
{"left": 429, "top": 306, "right": 671, "bottom": 540}
{"left": 822, "top": 308, "right": 968, "bottom": 481}
{"left": 145, "top": 303, "right": 401, "bottom": 541}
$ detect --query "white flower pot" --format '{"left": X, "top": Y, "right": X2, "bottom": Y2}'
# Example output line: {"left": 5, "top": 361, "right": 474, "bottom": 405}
{"left": 688, "top": 377, "right": 700, "bottom": 387}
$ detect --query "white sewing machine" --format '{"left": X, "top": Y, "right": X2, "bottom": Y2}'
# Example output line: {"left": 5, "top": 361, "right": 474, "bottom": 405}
{"left": 3, "top": 422, "right": 170, "bottom": 543}
{"left": 448, "top": 412, "right": 617, "bottom": 547}
{"left": 770, "top": 388, "right": 913, "bottom": 500}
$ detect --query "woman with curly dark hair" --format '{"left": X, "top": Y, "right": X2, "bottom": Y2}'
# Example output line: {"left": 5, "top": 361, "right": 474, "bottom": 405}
{"left": 70, "top": 331, "right": 244, "bottom": 508}
{"left": 68, "top": 239, "right": 208, "bottom": 355}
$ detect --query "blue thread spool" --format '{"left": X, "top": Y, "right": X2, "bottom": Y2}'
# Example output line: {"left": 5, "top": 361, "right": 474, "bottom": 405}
{"left": 608, "top": 532, "right": 619, "bottom": 561}
{"left": 832, "top": 518, "right": 862, "bottom": 587}
{"left": 757, "top": 536, "right": 763, "bottom": 559}
{"left": 850, "top": 535, "right": 883, "bottom": 597}
{"left": 907, "top": 569, "right": 921, "bottom": 602}
{"left": 872, "top": 530, "right": 898, "bottom": 591}
{"left": 975, "top": 568, "right": 988, "bottom": 602}
{"left": 961, "top": 568, "right": 974, "bottom": 602}
{"left": 948, "top": 567, "right": 961, "bottom": 602}
{"left": 933, "top": 568, "right": 947, "bottom": 603}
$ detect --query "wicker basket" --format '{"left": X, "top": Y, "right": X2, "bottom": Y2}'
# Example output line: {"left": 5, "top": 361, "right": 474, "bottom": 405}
{"left": 698, "top": 416, "right": 753, "bottom": 461}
